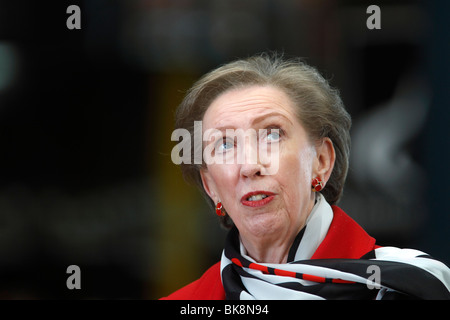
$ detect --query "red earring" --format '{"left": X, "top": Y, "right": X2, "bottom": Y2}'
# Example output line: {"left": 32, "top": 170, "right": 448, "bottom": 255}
{"left": 216, "top": 201, "right": 225, "bottom": 217}
{"left": 312, "top": 177, "right": 323, "bottom": 192}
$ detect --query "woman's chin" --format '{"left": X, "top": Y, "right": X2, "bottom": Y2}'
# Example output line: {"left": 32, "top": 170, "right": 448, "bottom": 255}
{"left": 239, "top": 211, "right": 287, "bottom": 240}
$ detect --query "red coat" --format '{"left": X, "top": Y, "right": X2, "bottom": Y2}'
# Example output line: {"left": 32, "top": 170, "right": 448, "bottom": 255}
{"left": 161, "top": 206, "right": 379, "bottom": 300}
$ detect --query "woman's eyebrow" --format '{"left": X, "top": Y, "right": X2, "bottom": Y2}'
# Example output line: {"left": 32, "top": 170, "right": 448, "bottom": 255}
{"left": 251, "top": 112, "right": 293, "bottom": 126}
{"left": 213, "top": 112, "right": 293, "bottom": 132}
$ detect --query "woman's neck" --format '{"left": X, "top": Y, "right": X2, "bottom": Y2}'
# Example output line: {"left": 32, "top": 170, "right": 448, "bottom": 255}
{"left": 239, "top": 223, "right": 304, "bottom": 264}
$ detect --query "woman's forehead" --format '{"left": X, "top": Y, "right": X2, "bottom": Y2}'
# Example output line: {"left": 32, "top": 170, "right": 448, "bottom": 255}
{"left": 203, "top": 85, "right": 297, "bottom": 128}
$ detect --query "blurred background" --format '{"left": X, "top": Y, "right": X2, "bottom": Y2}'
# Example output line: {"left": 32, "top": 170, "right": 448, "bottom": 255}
{"left": 0, "top": 0, "right": 448, "bottom": 299}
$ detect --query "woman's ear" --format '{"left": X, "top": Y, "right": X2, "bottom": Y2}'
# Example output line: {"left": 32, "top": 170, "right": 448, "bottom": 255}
{"left": 200, "top": 168, "right": 218, "bottom": 202}
{"left": 313, "top": 138, "right": 336, "bottom": 185}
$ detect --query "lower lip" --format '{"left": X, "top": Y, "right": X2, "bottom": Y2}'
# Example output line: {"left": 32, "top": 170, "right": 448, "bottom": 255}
{"left": 241, "top": 195, "right": 275, "bottom": 208}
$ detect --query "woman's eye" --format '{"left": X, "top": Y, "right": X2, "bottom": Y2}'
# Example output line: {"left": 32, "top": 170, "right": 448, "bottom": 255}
{"left": 217, "top": 139, "right": 234, "bottom": 152}
{"left": 266, "top": 128, "right": 281, "bottom": 142}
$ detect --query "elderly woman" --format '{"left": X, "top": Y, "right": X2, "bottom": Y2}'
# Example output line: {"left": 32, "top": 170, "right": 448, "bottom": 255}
{"left": 162, "top": 54, "right": 450, "bottom": 300}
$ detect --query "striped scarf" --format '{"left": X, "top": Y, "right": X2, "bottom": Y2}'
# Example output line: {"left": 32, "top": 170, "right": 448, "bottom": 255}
{"left": 220, "top": 196, "right": 450, "bottom": 300}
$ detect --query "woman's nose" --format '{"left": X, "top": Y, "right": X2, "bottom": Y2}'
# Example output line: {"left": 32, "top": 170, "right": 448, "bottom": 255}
{"left": 240, "top": 162, "right": 262, "bottom": 178}
{"left": 239, "top": 138, "right": 263, "bottom": 178}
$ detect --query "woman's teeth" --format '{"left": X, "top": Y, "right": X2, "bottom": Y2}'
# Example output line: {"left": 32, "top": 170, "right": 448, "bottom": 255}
{"left": 247, "top": 194, "right": 268, "bottom": 201}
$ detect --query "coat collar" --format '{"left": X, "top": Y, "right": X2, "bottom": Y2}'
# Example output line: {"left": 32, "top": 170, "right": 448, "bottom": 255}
{"left": 312, "top": 205, "right": 377, "bottom": 259}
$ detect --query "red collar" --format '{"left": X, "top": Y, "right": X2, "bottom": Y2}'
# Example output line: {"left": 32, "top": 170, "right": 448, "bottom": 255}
{"left": 311, "top": 205, "right": 377, "bottom": 259}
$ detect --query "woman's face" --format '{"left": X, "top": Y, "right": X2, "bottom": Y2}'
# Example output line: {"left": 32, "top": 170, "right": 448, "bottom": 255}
{"left": 200, "top": 85, "right": 327, "bottom": 259}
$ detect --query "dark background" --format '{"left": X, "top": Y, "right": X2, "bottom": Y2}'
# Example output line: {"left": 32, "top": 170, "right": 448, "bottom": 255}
{"left": 0, "top": 0, "right": 448, "bottom": 299}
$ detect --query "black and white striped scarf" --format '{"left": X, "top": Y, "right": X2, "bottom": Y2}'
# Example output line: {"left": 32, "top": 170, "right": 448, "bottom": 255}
{"left": 220, "top": 195, "right": 450, "bottom": 300}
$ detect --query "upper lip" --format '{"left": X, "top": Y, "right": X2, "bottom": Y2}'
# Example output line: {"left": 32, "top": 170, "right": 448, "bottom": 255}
{"left": 241, "top": 191, "right": 275, "bottom": 202}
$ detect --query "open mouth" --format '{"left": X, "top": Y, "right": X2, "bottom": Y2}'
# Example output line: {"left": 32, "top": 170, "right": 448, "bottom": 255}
{"left": 247, "top": 194, "right": 269, "bottom": 201}
{"left": 241, "top": 191, "right": 275, "bottom": 207}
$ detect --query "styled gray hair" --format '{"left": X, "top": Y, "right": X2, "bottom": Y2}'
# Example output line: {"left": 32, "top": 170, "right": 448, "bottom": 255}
{"left": 174, "top": 53, "right": 351, "bottom": 228}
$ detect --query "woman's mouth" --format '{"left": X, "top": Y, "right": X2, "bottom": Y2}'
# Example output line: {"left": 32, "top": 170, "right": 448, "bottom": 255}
{"left": 241, "top": 191, "right": 275, "bottom": 207}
